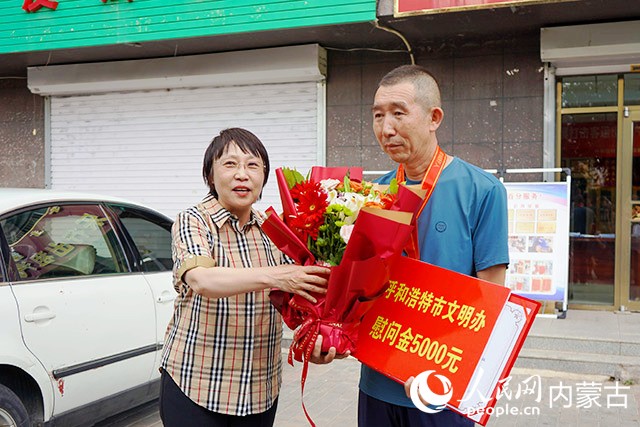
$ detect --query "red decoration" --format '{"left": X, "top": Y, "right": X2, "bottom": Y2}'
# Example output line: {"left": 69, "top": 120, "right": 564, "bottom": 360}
{"left": 22, "top": 0, "right": 58, "bottom": 13}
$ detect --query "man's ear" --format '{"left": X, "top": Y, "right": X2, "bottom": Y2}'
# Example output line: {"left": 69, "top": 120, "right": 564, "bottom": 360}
{"left": 430, "top": 107, "right": 444, "bottom": 131}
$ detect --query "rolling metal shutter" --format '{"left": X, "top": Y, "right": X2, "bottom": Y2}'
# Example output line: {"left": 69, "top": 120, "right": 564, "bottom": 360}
{"left": 49, "top": 81, "right": 323, "bottom": 219}
{"left": 29, "top": 45, "right": 327, "bottom": 219}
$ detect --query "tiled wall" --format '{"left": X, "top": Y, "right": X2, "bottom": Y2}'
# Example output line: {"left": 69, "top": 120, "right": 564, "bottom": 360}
{"left": 325, "top": 33, "right": 545, "bottom": 179}
{"left": 0, "top": 79, "right": 45, "bottom": 188}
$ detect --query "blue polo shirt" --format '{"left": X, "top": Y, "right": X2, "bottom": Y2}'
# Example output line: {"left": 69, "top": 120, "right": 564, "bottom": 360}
{"left": 359, "top": 156, "right": 509, "bottom": 407}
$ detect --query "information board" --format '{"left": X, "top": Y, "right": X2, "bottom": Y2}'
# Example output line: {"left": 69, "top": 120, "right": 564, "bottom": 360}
{"left": 504, "top": 182, "right": 570, "bottom": 307}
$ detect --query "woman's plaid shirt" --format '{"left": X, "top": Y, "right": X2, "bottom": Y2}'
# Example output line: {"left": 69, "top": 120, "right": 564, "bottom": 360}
{"left": 160, "top": 196, "right": 285, "bottom": 416}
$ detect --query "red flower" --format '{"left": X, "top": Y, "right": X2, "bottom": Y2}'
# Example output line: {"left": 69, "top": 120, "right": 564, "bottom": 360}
{"left": 289, "top": 180, "right": 328, "bottom": 241}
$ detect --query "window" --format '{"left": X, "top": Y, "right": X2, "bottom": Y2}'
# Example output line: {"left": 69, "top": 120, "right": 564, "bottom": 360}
{"left": 0, "top": 204, "right": 127, "bottom": 281}
{"left": 107, "top": 204, "right": 173, "bottom": 272}
{"left": 561, "top": 75, "right": 618, "bottom": 108}
{"left": 624, "top": 74, "right": 640, "bottom": 106}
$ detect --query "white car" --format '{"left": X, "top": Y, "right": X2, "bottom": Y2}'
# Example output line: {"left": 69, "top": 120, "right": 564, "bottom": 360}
{"left": 0, "top": 189, "right": 176, "bottom": 426}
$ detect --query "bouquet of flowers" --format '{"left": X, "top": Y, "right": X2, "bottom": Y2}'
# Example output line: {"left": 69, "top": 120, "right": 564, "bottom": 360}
{"left": 262, "top": 166, "right": 425, "bottom": 363}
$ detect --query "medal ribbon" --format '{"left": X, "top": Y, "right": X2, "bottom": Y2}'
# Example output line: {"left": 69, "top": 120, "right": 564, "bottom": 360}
{"left": 395, "top": 146, "right": 447, "bottom": 259}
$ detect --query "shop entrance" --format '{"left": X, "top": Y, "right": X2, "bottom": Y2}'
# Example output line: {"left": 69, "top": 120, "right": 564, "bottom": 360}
{"left": 621, "top": 110, "right": 640, "bottom": 311}
{"left": 559, "top": 73, "right": 640, "bottom": 310}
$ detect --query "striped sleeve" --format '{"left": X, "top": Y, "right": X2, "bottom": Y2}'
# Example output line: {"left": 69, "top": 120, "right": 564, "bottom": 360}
{"left": 172, "top": 208, "right": 216, "bottom": 291}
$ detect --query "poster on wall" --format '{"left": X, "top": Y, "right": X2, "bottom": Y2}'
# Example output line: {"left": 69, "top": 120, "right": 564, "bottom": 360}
{"left": 503, "top": 182, "right": 569, "bottom": 305}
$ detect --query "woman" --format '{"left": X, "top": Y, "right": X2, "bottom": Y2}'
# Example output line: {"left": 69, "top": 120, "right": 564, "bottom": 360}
{"left": 159, "top": 128, "right": 329, "bottom": 426}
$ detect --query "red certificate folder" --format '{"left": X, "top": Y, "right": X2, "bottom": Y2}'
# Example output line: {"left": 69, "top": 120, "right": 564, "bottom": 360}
{"left": 355, "top": 256, "right": 540, "bottom": 426}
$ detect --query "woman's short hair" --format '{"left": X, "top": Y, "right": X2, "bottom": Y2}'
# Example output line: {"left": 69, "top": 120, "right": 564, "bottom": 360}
{"left": 202, "top": 128, "right": 270, "bottom": 198}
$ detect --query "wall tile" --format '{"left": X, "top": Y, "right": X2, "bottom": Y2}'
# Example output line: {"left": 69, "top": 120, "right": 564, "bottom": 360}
{"left": 0, "top": 87, "right": 44, "bottom": 123}
{"left": 452, "top": 141, "right": 502, "bottom": 170}
{"left": 361, "top": 144, "right": 396, "bottom": 172}
{"left": 438, "top": 100, "right": 454, "bottom": 146}
{"left": 503, "top": 53, "right": 544, "bottom": 98}
{"left": 415, "top": 57, "right": 455, "bottom": 102}
{"left": 503, "top": 97, "right": 543, "bottom": 143}
{"left": 327, "top": 105, "right": 362, "bottom": 148}
{"left": 453, "top": 55, "right": 503, "bottom": 100}
{"left": 503, "top": 141, "right": 543, "bottom": 170}
{"left": 360, "top": 62, "right": 401, "bottom": 105}
{"left": 453, "top": 99, "right": 502, "bottom": 144}
{"left": 360, "top": 109, "right": 377, "bottom": 147}
{"left": 0, "top": 126, "right": 45, "bottom": 187}
{"left": 327, "top": 146, "right": 363, "bottom": 168}
{"left": 0, "top": 79, "right": 45, "bottom": 187}
{"left": 327, "top": 64, "right": 362, "bottom": 106}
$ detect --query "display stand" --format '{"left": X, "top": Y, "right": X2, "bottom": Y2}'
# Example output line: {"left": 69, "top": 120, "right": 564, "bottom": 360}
{"left": 486, "top": 167, "right": 571, "bottom": 319}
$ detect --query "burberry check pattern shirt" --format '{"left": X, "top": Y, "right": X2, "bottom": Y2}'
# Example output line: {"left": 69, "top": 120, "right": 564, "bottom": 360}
{"left": 160, "top": 195, "right": 285, "bottom": 416}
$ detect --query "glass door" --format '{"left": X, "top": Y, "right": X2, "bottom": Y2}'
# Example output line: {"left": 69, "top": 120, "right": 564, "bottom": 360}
{"left": 559, "top": 75, "right": 618, "bottom": 307}
{"left": 562, "top": 112, "right": 617, "bottom": 305}
{"left": 620, "top": 110, "right": 640, "bottom": 311}
{"left": 560, "top": 73, "right": 640, "bottom": 310}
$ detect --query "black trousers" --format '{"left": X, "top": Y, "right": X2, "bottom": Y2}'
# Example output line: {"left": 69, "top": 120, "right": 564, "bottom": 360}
{"left": 358, "top": 390, "right": 474, "bottom": 427}
{"left": 159, "top": 370, "right": 278, "bottom": 427}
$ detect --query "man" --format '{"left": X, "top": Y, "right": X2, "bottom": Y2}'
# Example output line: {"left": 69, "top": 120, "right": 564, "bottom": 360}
{"left": 359, "top": 65, "right": 509, "bottom": 426}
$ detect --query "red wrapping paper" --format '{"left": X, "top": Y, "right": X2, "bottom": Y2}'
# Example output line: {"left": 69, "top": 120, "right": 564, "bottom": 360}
{"left": 310, "top": 166, "right": 363, "bottom": 182}
{"left": 264, "top": 167, "right": 423, "bottom": 360}
{"left": 263, "top": 166, "right": 425, "bottom": 427}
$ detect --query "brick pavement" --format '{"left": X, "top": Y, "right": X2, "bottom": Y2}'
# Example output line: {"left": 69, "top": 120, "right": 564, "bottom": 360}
{"left": 97, "top": 354, "right": 640, "bottom": 427}
{"left": 276, "top": 358, "right": 640, "bottom": 427}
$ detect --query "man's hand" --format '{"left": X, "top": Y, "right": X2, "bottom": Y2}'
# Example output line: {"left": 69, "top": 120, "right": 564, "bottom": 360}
{"left": 308, "top": 335, "right": 351, "bottom": 364}
{"left": 404, "top": 376, "right": 414, "bottom": 398}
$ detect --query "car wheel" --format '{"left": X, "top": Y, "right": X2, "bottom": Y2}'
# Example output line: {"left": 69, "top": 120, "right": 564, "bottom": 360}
{"left": 0, "top": 384, "right": 30, "bottom": 427}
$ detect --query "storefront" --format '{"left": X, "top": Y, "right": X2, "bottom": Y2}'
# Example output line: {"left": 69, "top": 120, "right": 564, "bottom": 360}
{"left": 3, "top": 0, "right": 639, "bottom": 312}
{"left": 542, "top": 20, "right": 640, "bottom": 311}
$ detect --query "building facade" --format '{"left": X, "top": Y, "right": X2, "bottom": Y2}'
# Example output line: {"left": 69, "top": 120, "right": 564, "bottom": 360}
{"left": 1, "top": 0, "right": 639, "bottom": 311}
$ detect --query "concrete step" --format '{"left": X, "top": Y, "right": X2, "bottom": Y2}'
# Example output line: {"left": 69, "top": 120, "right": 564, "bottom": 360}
{"left": 523, "top": 334, "right": 640, "bottom": 358}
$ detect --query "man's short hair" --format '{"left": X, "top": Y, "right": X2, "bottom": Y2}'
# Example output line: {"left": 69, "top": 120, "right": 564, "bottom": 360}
{"left": 378, "top": 65, "right": 442, "bottom": 110}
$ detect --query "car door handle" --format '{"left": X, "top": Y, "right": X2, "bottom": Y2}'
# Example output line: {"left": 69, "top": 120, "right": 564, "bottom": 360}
{"left": 157, "top": 293, "right": 176, "bottom": 304}
{"left": 24, "top": 311, "right": 56, "bottom": 322}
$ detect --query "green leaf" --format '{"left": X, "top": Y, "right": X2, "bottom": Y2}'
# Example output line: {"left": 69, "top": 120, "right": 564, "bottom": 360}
{"left": 282, "top": 167, "right": 306, "bottom": 189}
{"left": 343, "top": 174, "right": 351, "bottom": 192}
{"left": 388, "top": 178, "right": 399, "bottom": 195}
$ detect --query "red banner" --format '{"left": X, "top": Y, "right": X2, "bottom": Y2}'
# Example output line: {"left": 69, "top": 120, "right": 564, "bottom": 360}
{"left": 395, "top": 0, "right": 568, "bottom": 16}
{"left": 355, "top": 256, "right": 539, "bottom": 425}
{"left": 561, "top": 121, "right": 640, "bottom": 158}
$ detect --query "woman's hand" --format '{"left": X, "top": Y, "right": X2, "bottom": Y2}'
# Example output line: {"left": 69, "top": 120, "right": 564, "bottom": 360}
{"left": 184, "top": 264, "right": 329, "bottom": 301}
{"left": 268, "top": 264, "right": 330, "bottom": 303}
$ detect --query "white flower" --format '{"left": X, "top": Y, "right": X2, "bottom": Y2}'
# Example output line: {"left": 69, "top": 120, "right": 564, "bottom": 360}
{"left": 326, "top": 189, "right": 339, "bottom": 204}
{"left": 320, "top": 179, "right": 341, "bottom": 193}
{"left": 340, "top": 224, "right": 355, "bottom": 244}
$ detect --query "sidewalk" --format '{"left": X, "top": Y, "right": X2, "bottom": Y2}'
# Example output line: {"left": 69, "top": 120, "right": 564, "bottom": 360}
{"left": 275, "top": 355, "right": 640, "bottom": 427}
{"left": 102, "top": 353, "right": 640, "bottom": 427}
{"left": 98, "top": 311, "right": 640, "bottom": 427}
